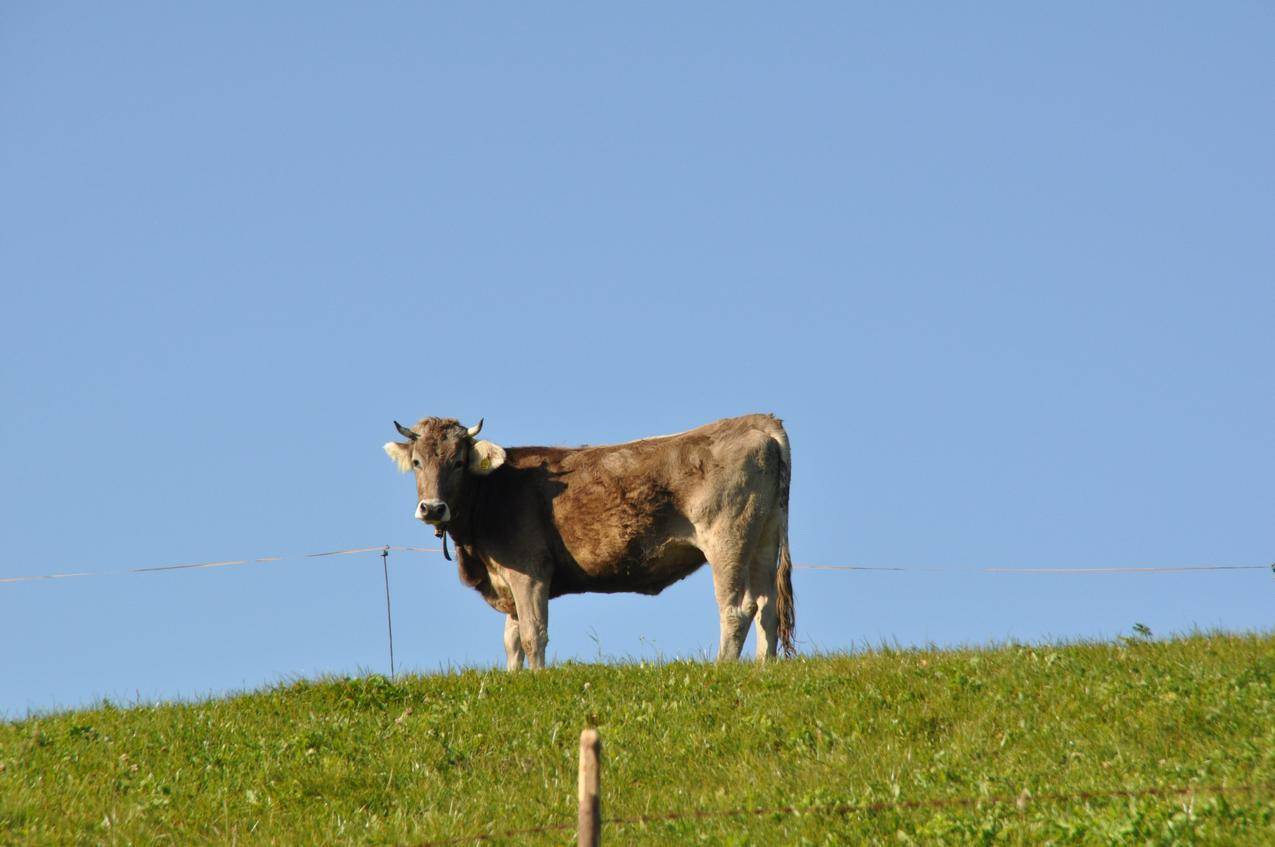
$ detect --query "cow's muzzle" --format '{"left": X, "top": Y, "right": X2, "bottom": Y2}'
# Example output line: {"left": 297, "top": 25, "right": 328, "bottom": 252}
{"left": 417, "top": 499, "right": 451, "bottom": 525}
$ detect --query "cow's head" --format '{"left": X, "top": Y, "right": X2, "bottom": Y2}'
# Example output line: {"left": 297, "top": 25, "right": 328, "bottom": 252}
{"left": 383, "top": 417, "right": 506, "bottom": 526}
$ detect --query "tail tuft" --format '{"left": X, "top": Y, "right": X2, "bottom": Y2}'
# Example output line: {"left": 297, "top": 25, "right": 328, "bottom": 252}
{"left": 776, "top": 538, "right": 796, "bottom": 657}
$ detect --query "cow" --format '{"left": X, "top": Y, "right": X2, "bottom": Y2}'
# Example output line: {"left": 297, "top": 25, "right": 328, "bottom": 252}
{"left": 382, "top": 414, "right": 795, "bottom": 669}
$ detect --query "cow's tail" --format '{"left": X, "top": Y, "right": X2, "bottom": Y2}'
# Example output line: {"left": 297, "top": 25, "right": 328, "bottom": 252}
{"left": 771, "top": 420, "right": 797, "bottom": 658}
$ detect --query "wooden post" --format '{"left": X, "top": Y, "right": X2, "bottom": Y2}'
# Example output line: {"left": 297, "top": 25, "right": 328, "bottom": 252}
{"left": 578, "top": 728, "right": 601, "bottom": 847}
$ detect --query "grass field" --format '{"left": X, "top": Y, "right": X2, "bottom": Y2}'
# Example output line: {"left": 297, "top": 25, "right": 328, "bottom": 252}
{"left": 2, "top": 631, "right": 1273, "bottom": 845}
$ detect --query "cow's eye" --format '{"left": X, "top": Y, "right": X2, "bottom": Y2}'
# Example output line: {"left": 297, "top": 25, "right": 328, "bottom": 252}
{"left": 412, "top": 459, "right": 421, "bottom": 468}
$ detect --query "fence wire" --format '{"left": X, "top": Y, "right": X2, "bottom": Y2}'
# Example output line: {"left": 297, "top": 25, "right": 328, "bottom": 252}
{"left": 1, "top": 546, "right": 1270, "bottom": 586}
{"left": 794, "top": 562, "right": 1271, "bottom": 574}
{"left": 0, "top": 545, "right": 439, "bottom": 585}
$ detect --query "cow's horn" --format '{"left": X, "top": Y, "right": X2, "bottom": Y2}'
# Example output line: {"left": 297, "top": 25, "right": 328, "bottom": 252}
{"left": 394, "top": 421, "right": 418, "bottom": 441}
{"left": 467, "top": 418, "right": 484, "bottom": 438}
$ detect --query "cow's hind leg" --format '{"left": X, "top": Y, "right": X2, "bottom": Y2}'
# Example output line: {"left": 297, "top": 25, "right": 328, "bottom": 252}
{"left": 706, "top": 539, "right": 757, "bottom": 662}
{"left": 749, "top": 528, "right": 781, "bottom": 662}
{"left": 503, "top": 613, "right": 525, "bottom": 671}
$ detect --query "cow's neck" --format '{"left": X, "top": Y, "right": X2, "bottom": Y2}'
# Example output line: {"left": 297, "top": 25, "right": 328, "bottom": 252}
{"left": 442, "top": 478, "right": 484, "bottom": 549}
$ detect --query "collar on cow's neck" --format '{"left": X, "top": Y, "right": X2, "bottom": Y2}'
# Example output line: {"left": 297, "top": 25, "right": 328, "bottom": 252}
{"left": 435, "top": 525, "right": 452, "bottom": 561}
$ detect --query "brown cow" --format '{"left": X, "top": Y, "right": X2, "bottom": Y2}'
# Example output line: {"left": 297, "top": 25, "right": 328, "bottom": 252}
{"left": 383, "top": 414, "right": 794, "bottom": 669}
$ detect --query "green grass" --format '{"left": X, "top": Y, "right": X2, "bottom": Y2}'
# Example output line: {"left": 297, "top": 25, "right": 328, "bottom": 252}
{"left": 3, "top": 632, "right": 1273, "bottom": 846}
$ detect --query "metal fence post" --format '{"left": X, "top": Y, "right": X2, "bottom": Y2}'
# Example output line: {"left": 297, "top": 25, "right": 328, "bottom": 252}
{"left": 578, "top": 728, "right": 601, "bottom": 847}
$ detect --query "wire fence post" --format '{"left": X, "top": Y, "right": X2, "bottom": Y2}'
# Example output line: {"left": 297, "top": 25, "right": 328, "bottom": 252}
{"left": 578, "top": 728, "right": 601, "bottom": 847}
{"left": 381, "top": 545, "right": 395, "bottom": 680}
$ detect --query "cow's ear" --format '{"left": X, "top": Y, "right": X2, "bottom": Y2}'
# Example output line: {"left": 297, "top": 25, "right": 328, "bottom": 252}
{"left": 383, "top": 441, "right": 413, "bottom": 473}
{"left": 469, "top": 440, "right": 506, "bottom": 475}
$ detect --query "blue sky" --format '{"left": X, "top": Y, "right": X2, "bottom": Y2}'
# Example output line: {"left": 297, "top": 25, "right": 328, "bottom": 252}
{"left": 2, "top": 3, "right": 1271, "bottom": 716}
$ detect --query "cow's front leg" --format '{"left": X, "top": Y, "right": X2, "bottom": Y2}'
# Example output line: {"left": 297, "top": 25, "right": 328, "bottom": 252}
{"left": 503, "top": 613, "right": 525, "bottom": 671}
{"left": 508, "top": 575, "right": 550, "bottom": 670}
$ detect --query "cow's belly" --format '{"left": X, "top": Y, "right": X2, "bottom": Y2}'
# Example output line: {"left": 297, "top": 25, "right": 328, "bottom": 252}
{"left": 550, "top": 539, "right": 706, "bottom": 597}
{"left": 546, "top": 467, "right": 713, "bottom": 596}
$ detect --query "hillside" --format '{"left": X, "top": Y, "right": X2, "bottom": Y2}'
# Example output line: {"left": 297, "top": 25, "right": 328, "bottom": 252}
{"left": 2, "top": 633, "right": 1273, "bottom": 845}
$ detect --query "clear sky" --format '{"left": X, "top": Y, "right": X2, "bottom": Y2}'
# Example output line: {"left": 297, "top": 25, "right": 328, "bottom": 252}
{"left": 2, "top": 3, "right": 1272, "bottom": 716}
